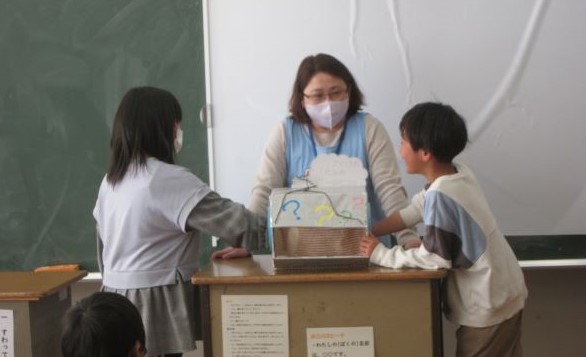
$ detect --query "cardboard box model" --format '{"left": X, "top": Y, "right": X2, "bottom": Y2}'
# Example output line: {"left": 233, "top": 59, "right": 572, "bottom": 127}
{"left": 268, "top": 185, "right": 370, "bottom": 270}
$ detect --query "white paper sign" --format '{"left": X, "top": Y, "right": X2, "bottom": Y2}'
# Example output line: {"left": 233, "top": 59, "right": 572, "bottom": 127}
{"left": 307, "top": 326, "right": 374, "bottom": 357}
{"left": 222, "top": 295, "right": 289, "bottom": 357}
{"left": 0, "top": 310, "right": 14, "bottom": 357}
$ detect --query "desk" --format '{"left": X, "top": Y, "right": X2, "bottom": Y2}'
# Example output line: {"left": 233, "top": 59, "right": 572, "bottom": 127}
{"left": 0, "top": 271, "right": 87, "bottom": 357}
{"left": 192, "top": 255, "right": 446, "bottom": 357}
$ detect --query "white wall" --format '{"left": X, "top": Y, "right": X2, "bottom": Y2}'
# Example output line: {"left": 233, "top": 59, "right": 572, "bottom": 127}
{"left": 207, "top": 0, "right": 586, "bottom": 235}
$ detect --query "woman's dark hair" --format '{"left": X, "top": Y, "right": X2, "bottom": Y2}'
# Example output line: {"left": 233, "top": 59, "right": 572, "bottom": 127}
{"left": 61, "top": 292, "right": 146, "bottom": 357}
{"left": 107, "top": 86, "right": 182, "bottom": 185}
{"left": 289, "top": 53, "right": 364, "bottom": 123}
{"left": 399, "top": 102, "right": 468, "bottom": 163}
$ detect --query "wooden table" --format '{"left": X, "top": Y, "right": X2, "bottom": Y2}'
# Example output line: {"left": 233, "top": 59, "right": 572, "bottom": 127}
{"left": 0, "top": 271, "right": 87, "bottom": 357}
{"left": 192, "top": 255, "right": 446, "bottom": 357}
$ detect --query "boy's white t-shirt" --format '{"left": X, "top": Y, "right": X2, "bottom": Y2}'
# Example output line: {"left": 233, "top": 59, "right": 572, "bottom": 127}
{"left": 370, "top": 163, "right": 527, "bottom": 328}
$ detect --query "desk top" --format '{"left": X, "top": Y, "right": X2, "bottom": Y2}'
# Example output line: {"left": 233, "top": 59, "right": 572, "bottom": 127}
{"left": 192, "top": 255, "right": 446, "bottom": 285}
{"left": 0, "top": 271, "right": 87, "bottom": 301}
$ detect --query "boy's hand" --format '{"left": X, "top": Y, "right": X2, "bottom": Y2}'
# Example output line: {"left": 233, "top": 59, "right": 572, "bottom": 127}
{"left": 211, "top": 247, "right": 250, "bottom": 259}
{"left": 403, "top": 239, "right": 422, "bottom": 250}
{"left": 360, "top": 233, "right": 380, "bottom": 257}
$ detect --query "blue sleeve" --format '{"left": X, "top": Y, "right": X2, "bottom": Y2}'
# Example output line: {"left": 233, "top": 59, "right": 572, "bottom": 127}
{"left": 423, "top": 190, "right": 487, "bottom": 268}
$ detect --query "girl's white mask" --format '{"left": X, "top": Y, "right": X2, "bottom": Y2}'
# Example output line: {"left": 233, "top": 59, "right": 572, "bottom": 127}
{"left": 305, "top": 99, "right": 349, "bottom": 129}
{"left": 174, "top": 127, "right": 183, "bottom": 154}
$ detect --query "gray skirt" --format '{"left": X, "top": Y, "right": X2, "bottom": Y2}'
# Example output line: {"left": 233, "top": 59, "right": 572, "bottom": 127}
{"left": 102, "top": 279, "right": 201, "bottom": 356}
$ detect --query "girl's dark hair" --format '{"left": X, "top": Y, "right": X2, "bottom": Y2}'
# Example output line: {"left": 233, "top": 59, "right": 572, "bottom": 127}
{"left": 289, "top": 53, "right": 364, "bottom": 123}
{"left": 61, "top": 292, "right": 146, "bottom": 357}
{"left": 107, "top": 86, "right": 182, "bottom": 185}
{"left": 399, "top": 102, "right": 468, "bottom": 163}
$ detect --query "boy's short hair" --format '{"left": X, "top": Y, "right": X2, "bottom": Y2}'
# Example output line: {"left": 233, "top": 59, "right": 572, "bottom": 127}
{"left": 61, "top": 292, "right": 145, "bottom": 357}
{"left": 399, "top": 102, "right": 468, "bottom": 163}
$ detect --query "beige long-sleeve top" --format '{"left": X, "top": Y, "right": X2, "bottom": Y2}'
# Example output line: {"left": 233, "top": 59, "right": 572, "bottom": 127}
{"left": 249, "top": 114, "right": 419, "bottom": 245}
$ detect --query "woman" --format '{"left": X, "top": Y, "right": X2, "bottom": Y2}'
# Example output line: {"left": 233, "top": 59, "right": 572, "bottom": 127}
{"left": 93, "top": 86, "right": 266, "bottom": 356}
{"left": 213, "top": 53, "right": 418, "bottom": 259}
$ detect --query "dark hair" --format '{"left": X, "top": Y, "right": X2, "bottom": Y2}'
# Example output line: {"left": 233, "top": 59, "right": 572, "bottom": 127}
{"left": 107, "top": 86, "right": 182, "bottom": 185}
{"left": 61, "top": 292, "right": 146, "bottom": 357}
{"left": 289, "top": 53, "right": 364, "bottom": 123}
{"left": 399, "top": 102, "right": 468, "bottom": 163}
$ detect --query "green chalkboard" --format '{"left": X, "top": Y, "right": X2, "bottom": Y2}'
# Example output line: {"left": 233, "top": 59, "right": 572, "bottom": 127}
{"left": 0, "top": 0, "right": 209, "bottom": 271}
{"left": 506, "top": 235, "right": 586, "bottom": 261}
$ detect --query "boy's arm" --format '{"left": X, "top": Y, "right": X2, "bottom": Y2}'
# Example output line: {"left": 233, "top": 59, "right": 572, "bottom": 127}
{"left": 372, "top": 189, "right": 426, "bottom": 244}
{"left": 361, "top": 231, "right": 450, "bottom": 270}
{"left": 372, "top": 213, "right": 406, "bottom": 236}
{"left": 369, "top": 243, "right": 451, "bottom": 270}
{"left": 373, "top": 214, "right": 421, "bottom": 249}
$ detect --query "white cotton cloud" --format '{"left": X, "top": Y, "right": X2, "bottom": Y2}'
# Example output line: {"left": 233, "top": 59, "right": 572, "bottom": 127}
{"left": 302, "top": 154, "right": 368, "bottom": 188}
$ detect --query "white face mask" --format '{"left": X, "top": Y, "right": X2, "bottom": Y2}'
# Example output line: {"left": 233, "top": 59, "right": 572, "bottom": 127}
{"left": 305, "top": 99, "right": 349, "bottom": 130}
{"left": 174, "top": 127, "right": 183, "bottom": 154}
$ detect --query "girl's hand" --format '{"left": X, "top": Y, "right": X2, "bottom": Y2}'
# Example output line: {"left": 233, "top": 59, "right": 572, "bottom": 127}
{"left": 211, "top": 247, "right": 250, "bottom": 259}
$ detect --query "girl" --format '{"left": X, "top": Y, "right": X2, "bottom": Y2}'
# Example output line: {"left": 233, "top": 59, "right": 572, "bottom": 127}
{"left": 93, "top": 86, "right": 266, "bottom": 356}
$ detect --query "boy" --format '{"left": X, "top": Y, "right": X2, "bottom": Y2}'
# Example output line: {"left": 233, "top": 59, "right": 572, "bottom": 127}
{"left": 360, "top": 102, "right": 527, "bottom": 357}
{"left": 61, "top": 292, "right": 147, "bottom": 357}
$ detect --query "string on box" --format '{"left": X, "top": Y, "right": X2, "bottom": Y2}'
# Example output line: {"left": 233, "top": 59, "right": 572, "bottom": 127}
{"left": 273, "top": 177, "right": 367, "bottom": 227}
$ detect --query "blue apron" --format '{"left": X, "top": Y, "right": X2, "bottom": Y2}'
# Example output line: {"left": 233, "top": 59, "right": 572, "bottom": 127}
{"left": 284, "top": 112, "right": 395, "bottom": 247}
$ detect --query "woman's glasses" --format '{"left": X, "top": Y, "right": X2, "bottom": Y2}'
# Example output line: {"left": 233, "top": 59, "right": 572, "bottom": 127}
{"left": 303, "top": 88, "right": 348, "bottom": 104}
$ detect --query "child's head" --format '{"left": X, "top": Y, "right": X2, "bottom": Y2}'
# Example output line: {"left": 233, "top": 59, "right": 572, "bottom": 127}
{"left": 399, "top": 102, "right": 468, "bottom": 164}
{"left": 61, "top": 292, "right": 146, "bottom": 357}
{"left": 107, "top": 86, "right": 183, "bottom": 185}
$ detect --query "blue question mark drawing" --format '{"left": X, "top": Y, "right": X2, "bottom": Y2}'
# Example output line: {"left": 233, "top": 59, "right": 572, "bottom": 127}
{"left": 282, "top": 199, "right": 301, "bottom": 220}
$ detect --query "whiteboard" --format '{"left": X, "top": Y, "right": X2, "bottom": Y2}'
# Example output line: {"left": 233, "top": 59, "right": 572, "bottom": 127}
{"left": 206, "top": 0, "right": 586, "bottom": 235}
